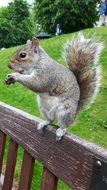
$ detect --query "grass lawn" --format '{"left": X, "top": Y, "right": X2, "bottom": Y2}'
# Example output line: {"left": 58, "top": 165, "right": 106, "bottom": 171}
{"left": 0, "top": 26, "right": 107, "bottom": 189}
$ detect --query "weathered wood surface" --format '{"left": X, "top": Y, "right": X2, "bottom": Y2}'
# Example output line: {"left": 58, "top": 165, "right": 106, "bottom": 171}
{"left": 41, "top": 166, "right": 58, "bottom": 190}
{"left": 18, "top": 150, "right": 35, "bottom": 190}
{"left": 0, "top": 131, "right": 6, "bottom": 175}
{"left": 0, "top": 101, "right": 107, "bottom": 190}
{"left": 2, "top": 139, "right": 18, "bottom": 190}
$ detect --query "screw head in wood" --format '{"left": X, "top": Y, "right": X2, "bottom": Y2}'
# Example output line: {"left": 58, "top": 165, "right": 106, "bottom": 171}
{"left": 95, "top": 160, "right": 102, "bottom": 170}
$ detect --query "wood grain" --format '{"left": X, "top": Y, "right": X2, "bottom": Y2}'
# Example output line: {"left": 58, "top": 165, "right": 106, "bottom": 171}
{"left": 41, "top": 166, "right": 58, "bottom": 190}
{"left": 0, "top": 131, "right": 6, "bottom": 175}
{"left": 0, "top": 101, "right": 107, "bottom": 190}
{"left": 2, "top": 139, "right": 18, "bottom": 190}
{"left": 18, "top": 150, "right": 34, "bottom": 190}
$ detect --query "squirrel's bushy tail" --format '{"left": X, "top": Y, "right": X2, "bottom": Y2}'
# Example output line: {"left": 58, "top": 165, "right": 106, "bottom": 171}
{"left": 63, "top": 33, "right": 103, "bottom": 110}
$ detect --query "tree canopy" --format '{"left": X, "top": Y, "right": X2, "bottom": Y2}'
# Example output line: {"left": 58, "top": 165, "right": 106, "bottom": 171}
{"left": 0, "top": 0, "right": 34, "bottom": 48}
{"left": 0, "top": 0, "right": 99, "bottom": 48}
{"left": 34, "top": 0, "right": 98, "bottom": 34}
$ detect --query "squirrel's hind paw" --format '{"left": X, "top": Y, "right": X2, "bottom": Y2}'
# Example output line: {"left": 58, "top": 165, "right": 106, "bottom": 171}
{"left": 56, "top": 128, "right": 66, "bottom": 142}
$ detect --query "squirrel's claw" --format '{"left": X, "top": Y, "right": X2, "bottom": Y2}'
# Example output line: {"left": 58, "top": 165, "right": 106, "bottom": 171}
{"left": 37, "top": 120, "right": 51, "bottom": 135}
{"left": 37, "top": 128, "right": 44, "bottom": 135}
{"left": 55, "top": 128, "right": 66, "bottom": 142}
{"left": 5, "top": 75, "right": 15, "bottom": 85}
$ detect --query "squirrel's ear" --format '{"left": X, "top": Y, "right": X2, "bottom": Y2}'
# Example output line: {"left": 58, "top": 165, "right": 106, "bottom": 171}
{"left": 31, "top": 38, "right": 39, "bottom": 53}
{"left": 26, "top": 39, "right": 32, "bottom": 46}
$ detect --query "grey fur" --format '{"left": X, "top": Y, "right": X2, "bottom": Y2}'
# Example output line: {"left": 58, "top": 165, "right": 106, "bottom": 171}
{"left": 5, "top": 34, "right": 103, "bottom": 140}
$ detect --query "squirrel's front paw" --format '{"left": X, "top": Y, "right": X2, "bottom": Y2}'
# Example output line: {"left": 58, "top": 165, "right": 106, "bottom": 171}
{"left": 37, "top": 121, "right": 51, "bottom": 134}
{"left": 5, "top": 74, "right": 16, "bottom": 85}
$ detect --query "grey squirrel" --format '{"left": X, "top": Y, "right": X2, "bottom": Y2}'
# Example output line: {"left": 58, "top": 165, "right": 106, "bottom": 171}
{"left": 5, "top": 34, "right": 103, "bottom": 141}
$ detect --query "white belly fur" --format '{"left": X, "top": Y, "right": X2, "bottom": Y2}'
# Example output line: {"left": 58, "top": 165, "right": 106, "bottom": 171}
{"left": 37, "top": 93, "right": 59, "bottom": 120}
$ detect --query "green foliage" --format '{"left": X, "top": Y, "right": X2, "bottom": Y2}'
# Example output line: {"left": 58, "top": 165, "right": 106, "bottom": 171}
{"left": 0, "top": 0, "right": 34, "bottom": 48}
{"left": 7, "top": 0, "right": 29, "bottom": 22}
{"left": 34, "top": 0, "right": 98, "bottom": 34}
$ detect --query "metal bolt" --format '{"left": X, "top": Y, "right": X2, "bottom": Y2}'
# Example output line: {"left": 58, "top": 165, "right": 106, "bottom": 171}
{"left": 95, "top": 160, "right": 102, "bottom": 170}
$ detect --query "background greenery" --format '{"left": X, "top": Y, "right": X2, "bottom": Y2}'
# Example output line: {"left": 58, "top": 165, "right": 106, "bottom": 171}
{"left": 34, "top": 0, "right": 99, "bottom": 34}
{"left": 0, "top": 27, "right": 107, "bottom": 189}
{"left": 0, "top": 0, "right": 34, "bottom": 48}
{"left": 0, "top": 0, "right": 100, "bottom": 48}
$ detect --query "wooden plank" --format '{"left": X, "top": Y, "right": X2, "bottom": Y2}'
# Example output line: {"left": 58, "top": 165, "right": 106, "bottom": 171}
{"left": 2, "top": 139, "right": 18, "bottom": 190}
{"left": 41, "top": 166, "right": 58, "bottom": 190}
{"left": 0, "top": 131, "right": 6, "bottom": 175}
{"left": 0, "top": 101, "right": 107, "bottom": 190}
{"left": 18, "top": 150, "right": 35, "bottom": 190}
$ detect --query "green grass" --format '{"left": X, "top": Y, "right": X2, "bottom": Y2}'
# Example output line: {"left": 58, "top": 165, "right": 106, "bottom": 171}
{"left": 0, "top": 26, "right": 107, "bottom": 190}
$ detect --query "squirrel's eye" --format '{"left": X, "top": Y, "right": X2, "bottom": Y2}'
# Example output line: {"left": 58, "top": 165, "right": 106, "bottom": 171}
{"left": 19, "top": 52, "right": 27, "bottom": 59}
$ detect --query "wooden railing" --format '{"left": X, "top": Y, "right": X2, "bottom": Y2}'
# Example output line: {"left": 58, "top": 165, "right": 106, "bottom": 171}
{"left": 0, "top": 101, "right": 107, "bottom": 190}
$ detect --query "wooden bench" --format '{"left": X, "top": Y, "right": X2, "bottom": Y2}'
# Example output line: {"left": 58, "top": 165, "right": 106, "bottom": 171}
{"left": 0, "top": 101, "right": 107, "bottom": 190}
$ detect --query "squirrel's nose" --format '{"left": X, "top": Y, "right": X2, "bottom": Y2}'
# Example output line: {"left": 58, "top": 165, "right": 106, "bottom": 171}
{"left": 8, "top": 63, "right": 12, "bottom": 69}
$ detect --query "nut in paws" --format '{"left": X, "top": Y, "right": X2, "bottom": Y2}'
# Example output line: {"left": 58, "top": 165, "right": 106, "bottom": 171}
{"left": 5, "top": 75, "right": 15, "bottom": 85}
